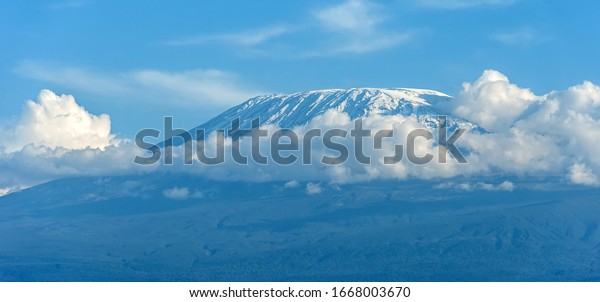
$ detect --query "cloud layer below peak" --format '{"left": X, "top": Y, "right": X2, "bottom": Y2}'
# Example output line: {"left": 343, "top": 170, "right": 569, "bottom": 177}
{"left": 2, "top": 69, "right": 600, "bottom": 196}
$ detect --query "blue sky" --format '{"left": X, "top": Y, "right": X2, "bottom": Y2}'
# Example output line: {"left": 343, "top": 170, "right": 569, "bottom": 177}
{"left": 1, "top": 0, "right": 599, "bottom": 137}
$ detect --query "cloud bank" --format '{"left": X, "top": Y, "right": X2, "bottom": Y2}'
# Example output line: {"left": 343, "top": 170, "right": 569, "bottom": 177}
{"left": 2, "top": 69, "right": 600, "bottom": 195}
{"left": 449, "top": 70, "right": 539, "bottom": 131}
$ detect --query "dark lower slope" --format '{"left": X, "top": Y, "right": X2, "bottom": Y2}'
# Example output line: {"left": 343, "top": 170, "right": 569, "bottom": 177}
{"left": 0, "top": 174, "right": 598, "bottom": 281}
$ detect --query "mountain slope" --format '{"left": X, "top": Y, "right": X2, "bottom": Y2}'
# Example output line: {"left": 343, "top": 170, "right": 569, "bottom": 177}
{"left": 0, "top": 175, "right": 599, "bottom": 281}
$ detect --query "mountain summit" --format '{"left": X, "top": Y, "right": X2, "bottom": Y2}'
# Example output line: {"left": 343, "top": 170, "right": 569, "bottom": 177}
{"left": 191, "top": 88, "right": 476, "bottom": 135}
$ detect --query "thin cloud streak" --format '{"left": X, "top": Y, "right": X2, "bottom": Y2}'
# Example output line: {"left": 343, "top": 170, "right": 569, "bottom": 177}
{"left": 491, "top": 27, "right": 549, "bottom": 46}
{"left": 165, "top": 25, "right": 292, "bottom": 46}
{"left": 416, "top": 0, "right": 518, "bottom": 9}
{"left": 164, "top": 0, "right": 414, "bottom": 56}
{"left": 14, "top": 60, "right": 266, "bottom": 108}
{"left": 308, "top": 0, "right": 413, "bottom": 55}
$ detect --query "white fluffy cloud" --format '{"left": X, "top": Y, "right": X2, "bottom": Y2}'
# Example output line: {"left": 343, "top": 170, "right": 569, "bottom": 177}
{"left": 0, "top": 90, "right": 151, "bottom": 191}
{"left": 163, "top": 187, "right": 190, "bottom": 200}
{"left": 0, "top": 143, "right": 149, "bottom": 189}
{"left": 163, "top": 109, "right": 462, "bottom": 184}
{"left": 163, "top": 186, "right": 204, "bottom": 200}
{"left": 455, "top": 71, "right": 600, "bottom": 186}
{"left": 306, "top": 182, "right": 323, "bottom": 195}
{"left": 284, "top": 180, "right": 300, "bottom": 188}
{"left": 451, "top": 70, "right": 539, "bottom": 131}
{"left": 569, "top": 163, "right": 598, "bottom": 186}
{"left": 0, "top": 90, "right": 115, "bottom": 153}
{"left": 436, "top": 180, "right": 515, "bottom": 191}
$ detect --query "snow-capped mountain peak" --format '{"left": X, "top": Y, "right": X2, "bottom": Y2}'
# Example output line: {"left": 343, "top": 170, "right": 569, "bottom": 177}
{"left": 191, "top": 87, "right": 472, "bottom": 136}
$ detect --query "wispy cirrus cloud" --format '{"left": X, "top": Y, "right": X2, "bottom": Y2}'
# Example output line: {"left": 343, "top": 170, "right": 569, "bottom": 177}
{"left": 309, "top": 0, "right": 412, "bottom": 55}
{"left": 165, "top": 0, "right": 413, "bottom": 56}
{"left": 14, "top": 60, "right": 265, "bottom": 108}
{"left": 491, "top": 27, "right": 549, "bottom": 46}
{"left": 315, "top": 0, "right": 383, "bottom": 34}
{"left": 15, "top": 60, "right": 131, "bottom": 96}
{"left": 165, "top": 25, "right": 291, "bottom": 46}
{"left": 132, "top": 69, "right": 264, "bottom": 106}
{"left": 416, "top": 0, "right": 518, "bottom": 9}
{"left": 47, "top": 0, "right": 92, "bottom": 10}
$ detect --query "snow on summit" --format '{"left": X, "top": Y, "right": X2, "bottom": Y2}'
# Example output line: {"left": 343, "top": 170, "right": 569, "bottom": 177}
{"left": 192, "top": 87, "right": 471, "bottom": 136}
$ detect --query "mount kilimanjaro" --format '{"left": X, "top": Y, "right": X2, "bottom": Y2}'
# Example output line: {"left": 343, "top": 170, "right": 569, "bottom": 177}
{"left": 189, "top": 87, "right": 477, "bottom": 137}
{"left": 0, "top": 87, "right": 598, "bottom": 282}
